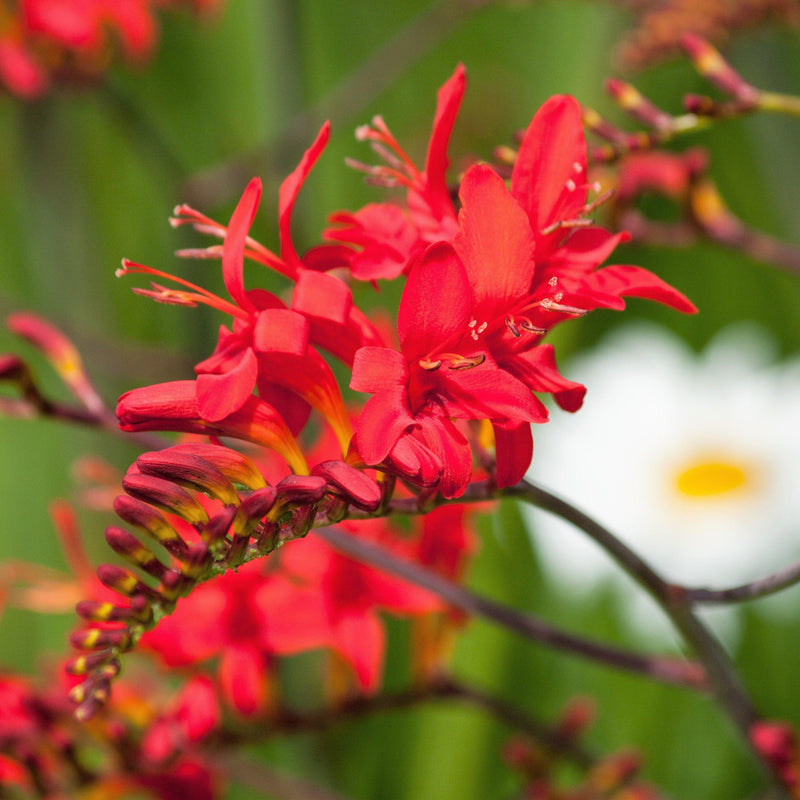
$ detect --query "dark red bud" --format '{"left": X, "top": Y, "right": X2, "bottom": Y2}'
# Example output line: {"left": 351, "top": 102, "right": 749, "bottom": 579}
{"left": 65, "top": 650, "right": 116, "bottom": 675}
{"left": 136, "top": 449, "right": 240, "bottom": 506}
{"left": 239, "top": 485, "right": 278, "bottom": 519}
{"left": 167, "top": 442, "right": 268, "bottom": 489}
{"left": 76, "top": 598, "right": 152, "bottom": 624}
{"left": 96, "top": 563, "right": 160, "bottom": 600}
{"left": 70, "top": 627, "right": 132, "bottom": 651}
{"left": 276, "top": 474, "right": 327, "bottom": 504}
{"left": 104, "top": 526, "right": 172, "bottom": 581}
{"left": 122, "top": 473, "right": 209, "bottom": 526}
{"left": 112, "top": 494, "right": 188, "bottom": 557}
{"left": 311, "top": 460, "right": 381, "bottom": 511}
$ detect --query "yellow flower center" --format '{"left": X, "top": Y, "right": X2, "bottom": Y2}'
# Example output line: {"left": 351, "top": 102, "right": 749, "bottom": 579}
{"left": 673, "top": 457, "right": 751, "bottom": 498}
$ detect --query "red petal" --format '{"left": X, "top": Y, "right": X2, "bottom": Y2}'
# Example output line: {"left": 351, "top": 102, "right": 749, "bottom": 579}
{"left": 174, "top": 676, "right": 220, "bottom": 742}
{"left": 454, "top": 165, "right": 535, "bottom": 321}
{"left": 354, "top": 388, "right": 414, "bottom": 465}
{"left": 418, "top": 416, "right": 472, "bottom": 499}
{"left": 548, "top": 227, "right": 629, "bottom": 272}
{"left": 219, "top": 645, "right": 266, "bottom": 716}
{"left": 298, "top": 243, "right": 353, "bottom": 271}
{"left": 493, "top": 420, "right": 533, "bottom": 489}
{"left": 256, "top": 380, "right": 311, "bottom": 436}
{"left": 140, "top": 585, "right": 227, "bottom": 666}
{"left": 350, "top": 347, "right": 407, "bottom": 394}
{"left": 292, "top": 270, "right": 352, "bottom": 327}
{"left": 24, "top": 0, "right": 98, "bottom": 47}
{"left": 293, "top": 270, "right": 367, "bottom": 364}
{"left": 332, "top": 613, "right": 385, "bottom": 693}
{"left": 423, "top": 63, "right": 467, "bottom": 219}
{"left": 105, "top": 0, "right": 157, "bottom": 60}
{"left": 585, "top": 265, "right": 697, "bottom": 313}
{"left": 279, "top": 122, "right": 330, "bottom": 277}
{"left": 256, "top": 578, "right": 333, "bottom": 654}
{"left": 398, "top": 241, "right": 471, "bottom": 361}
{"left": 196, "top": 347, "right": 258, "bottom": 422}
{"left": 253, "top": 308, "right": 309, "bottom": 356}
{"left": 0, "top": 39, "right": 48, "bottom": 98}
{"left": 417, "top": 505, "right": 477, "bottom": 580}
{"left": 223, "top": 178, "right": 262, "bottom": 312}
{"left": 507, "top": 344, "right": 586, "bottom": 412}
{"left": 326, "top": 203, "right": 419, "bottom": 282}
{"left": 512, "top": 96, "right": 587, "bottom": 251}
{"left": 440, "top": 357, "right": 549, "bottom": 423}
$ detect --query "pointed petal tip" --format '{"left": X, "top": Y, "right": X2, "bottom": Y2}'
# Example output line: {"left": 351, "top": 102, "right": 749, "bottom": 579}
{"left": 245, "top": 176, "right": 263, "bottom": 195}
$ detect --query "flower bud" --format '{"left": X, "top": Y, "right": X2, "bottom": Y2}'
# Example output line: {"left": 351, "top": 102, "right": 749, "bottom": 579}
{"left": 113, "top": 494, "right": 189, "bottom": 558}
{"left": 680, "top": 34, "right": 759, "bottom": 104}
{"left": 122, "top": 473, "right": 209, "bottom": 526}
{"left": 605, "top": 78, "right": 672, "bottom": 129}
{"left": 76, "top": 597, "right": 152, "bottom": 624}
{"left": 168, "top": 442, "right": 268, "bottom": 489}
{"left": 96, "top": 564, "right": 160, "bottom": 601}
{"left": 104, "top": 526, "right": 173, "bottom": 581}
{"left": 311, "top": 460, "right": 381, "bottom": 511}
{"left": 136, "top": 449, "right": 241, "bottom": 506}
{"left": 275, "top": 474, "right": 327, "bottom": 504}
{"left": 239, "top": 485, "right": 278, "bottom": 520}
{"left": 7, "top": 312, "right": 105, "bottom": 414}
{"left": 70, "top": 627, "right": 132, "bottom": 652}
{"left": 64, "top": 649, "right": 116, "bottom": 676}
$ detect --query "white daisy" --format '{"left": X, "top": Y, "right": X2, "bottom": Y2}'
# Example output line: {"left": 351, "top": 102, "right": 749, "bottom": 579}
{"left": 523, "top": 323, "right": 800, "bottom": 642}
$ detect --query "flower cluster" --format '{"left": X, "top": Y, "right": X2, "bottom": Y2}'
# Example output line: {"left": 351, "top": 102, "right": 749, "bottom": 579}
{"left": 3, "top": 21, "right": 800, "bottom": 799}
{"left": 0, "top": 667, "right": 221, "bottom": 799}
{"left": 19, "top": 62, "right": 691, "bottom": 720}
{"left": 0, "top": 0, "right": 222, "bottom": 98}
{"left": 117, "top": 65, "right": 695, "bottom": 500}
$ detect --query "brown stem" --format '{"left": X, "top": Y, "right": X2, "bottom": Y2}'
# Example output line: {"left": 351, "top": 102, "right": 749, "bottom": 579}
{"left": 39, "top": 400, "right": 171, "bottom": 452}
{"left": 212, "top": 674, "right": 593, "bottom": 769}
{"left": 505, "top": 479, "right": 784, "bottom": 790}
{"left": 313, "top": 526, "right": 707, "bottom": 691}
{"left": 365, "top": 478, "right": 781, "bottom": 790}
{"left": 686, "top": 558, "right": 800, "bottom": 605}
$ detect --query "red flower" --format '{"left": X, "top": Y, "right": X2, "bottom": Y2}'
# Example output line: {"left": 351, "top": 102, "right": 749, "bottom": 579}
{"left": 140, "top": 514, "right": 446, "bottom": 701}
{"left": 507, "top": 95, "right": 696, "bottom": 320}
{"left": 140, "top": 559, "right": 328, "bottom": 716}
{"left": 275, "top": 520, "right": 442, "bottom": 693}
{"left": 351, "top": 237, "right": 549, "bottom": 497}
{"left": 140, "top": 676, "right": 220, "bottom": 764}
{"left": 121, "top": 125, "right": 383, "bottom": 456}
{"left": 325, "top": 64, "right": 466, "bottom": 282}
{"left": 170, "top": 122, "right": 381, "bottom": 366}
{"left": 351, "top": 94, "right": 695, "bottom": 495}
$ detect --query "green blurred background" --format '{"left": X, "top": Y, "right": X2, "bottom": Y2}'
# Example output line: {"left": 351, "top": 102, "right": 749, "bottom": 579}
{"left": 1, "top": 1, "right": 800, "bottom": 797}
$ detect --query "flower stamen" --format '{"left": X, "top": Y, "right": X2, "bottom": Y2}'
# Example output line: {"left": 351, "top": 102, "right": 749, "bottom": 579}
{"left": 539, "top": 298, "right": 587, "bottom": 316}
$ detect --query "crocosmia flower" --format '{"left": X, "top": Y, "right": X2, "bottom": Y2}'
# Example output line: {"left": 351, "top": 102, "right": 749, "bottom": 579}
{"left": 119, "top": 123, "right": 383, "bottom": 465}
{"left": 351, "top": 92, "right": 695, "bottom": 497}
{"left": 326, "top": 64, "right": 466, "bottom": 282}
